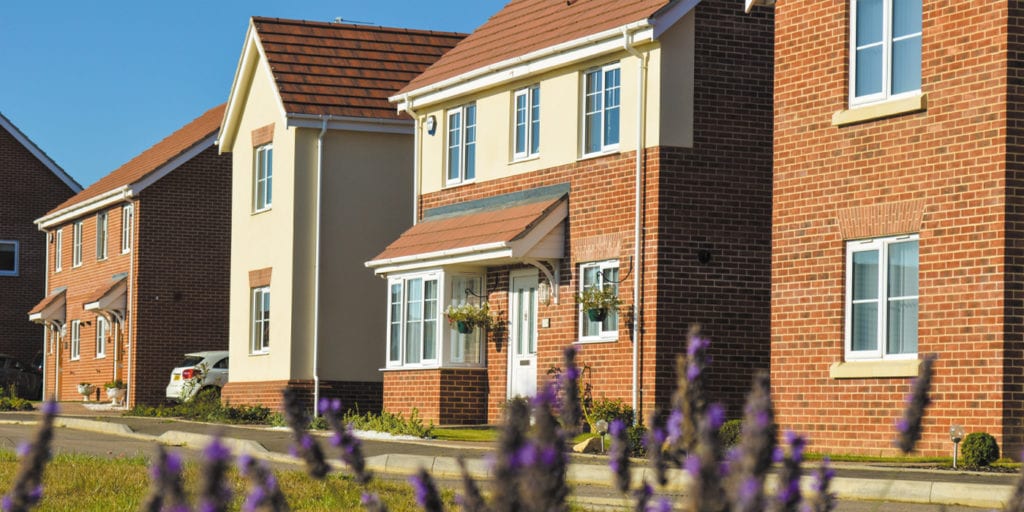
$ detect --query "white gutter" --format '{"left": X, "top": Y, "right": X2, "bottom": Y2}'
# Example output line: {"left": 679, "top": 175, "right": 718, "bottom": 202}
{"left": 402, "top": 96, "right": 421, "bottom": 226}
{"left": 367, "top": 241, "right": 510, "bottom": 270}
{"left": 623, "top": 28, "right": 648, "bottom": 424}
{"left": 313, "top": 115, "right": 331, "bottom": 415}
{"left": 35, "top": 187, "right": 130, "bottom": 230}
{"left": 287, "top": 114, "right": 412, "bottom": 135}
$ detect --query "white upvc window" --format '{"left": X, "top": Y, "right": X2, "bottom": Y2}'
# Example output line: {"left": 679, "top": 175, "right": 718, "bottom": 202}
{"left": 70, "top": 320, "right": 81, "bottom": 360}
{"left": 845, "top": 234, "right": 919, "bottom": 360}
{"left": 446, "top": 104, "right": 477, "bottom": 185}
{"left": 72, "top": 221, "right": 83, "bottom": 267}
{"left": 0, "top": 240, "right": 17, "bottom": 277}
{"left": 254, "top": 144, "right": 273, "bottom": 212}
{"left": 96, "top": 211, "right": 108, "bottom": 260}
{"left": 54, "top": 229, "right": 63, "bottom": 272}
{"left": 582, "top": 63, "right": 621, "bottom": 156}
{"left": 387, "top": 272, "right": 441, "bottom": 367}
{"left": 578, "top": 260, "right": 619, "bottom": 342}
{"left": 448, "top": 275, "right": 485, "bottom": 365}
{"left": 513, "top": 85, "right": 540, "bottom": 160}
{"left": 121, "top": 204, "right": 133, "bottom": 254}
{"left": 96, "top": 316, "right": 107, "bottom": 358}
{"left": 251, "top": 286, "right": 271, "bottom": 354}
{"left": 850, "top": 0, "right": 922, "bottom": 106}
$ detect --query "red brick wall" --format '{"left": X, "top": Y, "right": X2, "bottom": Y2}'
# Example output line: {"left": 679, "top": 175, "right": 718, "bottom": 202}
{"left": 0, "top": 125, "right": 77, "bottom": 367}
{"left": 132, "top": 146, "right": 232, "bottom": 405}
{"left": 222, "top": 379, "right": 382, "bottom": 415}
{"left": 383, "top": 369, "right": 487, "bottom": 425}
{"left": 773, "top": 1, "right": 1010, "bottom": 456}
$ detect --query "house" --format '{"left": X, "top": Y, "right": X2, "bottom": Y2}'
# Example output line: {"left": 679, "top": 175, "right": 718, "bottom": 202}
{"left": 0, "top": 112, "right": 81, "bottom": 375}
{"left": 29, "top": 104, "right": 231, "bottom": 406}
{"left": 768, "top": 1, "right": 1022, "bottom": 457}
{"left": 366, "top": 0, "right": 774, "bottom": 425}
{"left": 216, "top": 18, "right": 464, "bottom": 412}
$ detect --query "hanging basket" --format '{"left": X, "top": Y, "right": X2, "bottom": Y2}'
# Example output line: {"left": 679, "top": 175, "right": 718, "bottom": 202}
{"left": 587, "top": 308, "right": 608, "bottom": 322}
{"left": 456, "top": 321, "right": 475, "bottom": 334}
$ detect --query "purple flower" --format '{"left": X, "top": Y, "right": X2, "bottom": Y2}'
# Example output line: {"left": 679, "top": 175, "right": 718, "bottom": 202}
{"left": 409, "top": 469, "right": 442, "bottom": 512}
{"left": 895, "top": 354, "right": 937, "bottom": 454}
{"left": 666, "top": 410, "right": 683, "bottom": 443}
{"left": 708, "top": 404, "right": 725, "bottom": 430}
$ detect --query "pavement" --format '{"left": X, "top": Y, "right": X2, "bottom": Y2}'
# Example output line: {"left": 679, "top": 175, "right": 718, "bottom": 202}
{"left": 0, "top": 401, "right": 1018, "bottom": 510}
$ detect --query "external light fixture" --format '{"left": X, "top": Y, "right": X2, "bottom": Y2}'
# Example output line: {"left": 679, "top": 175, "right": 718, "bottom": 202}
{"left": 950, "top": 425, "right": 965, "bottom": 469}
{"left": 424, "top": 115, "right": 437, "bottom": 136}
{"left": 595, "top": 419, "right": 609, "bottom": 453}
{"left": 538, "top": 281, "right": 552, "bottom": 306}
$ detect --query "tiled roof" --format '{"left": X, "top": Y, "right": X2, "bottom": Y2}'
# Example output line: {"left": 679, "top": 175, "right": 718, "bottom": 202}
{"left": 84, "top": 275, "right": 125, "bottom": 306}
{"left": 399, "top": 0, "right": 671, "bottom": 94}
{"left": 47, "top": 104, "right": 224, "bottom": 216}
{"left": 252, "top": 17, "right": 465, "bottom": 119}
{"left": 28, "top": 288, "right": 65, "bottom": 316}
{"left": 372, "top": 195, "right": 565, "bottom": 262}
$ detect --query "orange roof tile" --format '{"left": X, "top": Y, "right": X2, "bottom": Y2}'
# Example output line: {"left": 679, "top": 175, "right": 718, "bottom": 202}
{"left": 28, "top": 288, "right": 65, "bottom": 316}
{"left": 372, "top": 195, "right": 565, "bottom": 262}
{"left": 252, "top": 18, "right": 465, "bottom": 119}
{"left": 399, "top": 0, "right": 670, "bottom": 94}
{"left": 84, "top": 275, "right": 126, "bottom": 306}
{"left": 47, "top": 104, "right": 225, "bottom": 215}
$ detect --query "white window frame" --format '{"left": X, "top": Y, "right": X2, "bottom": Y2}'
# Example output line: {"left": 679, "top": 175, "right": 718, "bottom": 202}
{"left": 121, "top": 204, "right": 133, "bottom": 254}
{"left": 578, "top": 260, "right": 620, "bottom": 343}
{"left": 254, "top": 144, "right": 273, "bottom": 212}
{"left": 386, "top": 271, "right": 442, "bottom": 368}
{"left": 448, "top": 274, "right": 486, "bottom": 366}
{"left": 70, "top": 320, "right": 81, "bottom": 361}
{"left": 251, "top": 286, "right": 271, "bottom": 354}
{"left": 445, "top": 104, "right": 477, "bottom": 186}
{"left": 513, "top": 85, "right": 540, "bottom": 160}
{"left": 95, "top": 316, "right": 107, "bottom": 358}
{"left": 96, "top": 211, "right": 108, "bottom": 260}
{"left": 54, "top": 229, "right": 63, "bottom": 272}
{"left": 72, "top": 221, "right": 83, "bottom": 268}
{"left": 582, "top": 63, "right": 621, "bottom": 156}
{"left": 845, "top": 234, "right": 919, "bottom": 361}
{"left": 0, "top": 240, "right": 18, "bottom": 277}
{"left": 849, "top": 0, "right": 922, "bottom": 107}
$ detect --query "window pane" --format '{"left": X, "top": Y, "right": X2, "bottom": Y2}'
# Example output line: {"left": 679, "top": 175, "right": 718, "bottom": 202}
{"left": 406, "top": 279, "right": 423, "bottom": 363}
{"left": 447, "top": 112, "right": 461, "bottom": 181}
{"left": 0, "top": 243, "right": 14, "bottom": 272}
{"left": 528, "top": 287, "right": 537, "bottom": 353}
{"left": 585, "top": 112, "right": 602, "bottom": 154}
{"left": 423, "top": 280, "right": 437, "bottom": 360}
{"left": 603, "top": 267, "right": 619, "bottom": 332}
{"left": 888, "top": 298, "right": 918, "bottom": 354}
{"left": 852, "top": 302, "right": 878, "bottom": 351}
{"left": 852, "top": 250, "right": 879, "bottom": 300}
{"left": 389, "top": 284, "right": 402, "bottom": 362}
{"left": 855, "top": 45, "right": 884, "bottom": 97}
{"left": 892, "top": 36, "right": 922, "bottom": 94}
{"left": 892, "top": 0, "right": 922, "bottom": 38}
{"left": 515, "top": 93, "right": 527, "bottom": 154}
{"left": 888, "top": 240, "right": 919, "bottom": 297}
{"left": 530, "top": 87, "right": 540, "bottom": 154}
{"left": 605, "top": 105, "right": 620, "bottom": 147}
{"left": 856, "top": 0, "right": 883, "bottom": 46}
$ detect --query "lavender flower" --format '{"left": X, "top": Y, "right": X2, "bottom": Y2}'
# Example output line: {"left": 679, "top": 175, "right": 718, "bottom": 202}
{"left": 608, "top": 419, "right": 631, "bottom": 493}
{"left": 197, "top": 437, "right": 233, "bottom": 512}
{"left": 895, "top": 354, "right": 937, "bottom": 454}
{"left": 491, "top": 398, "right": 529, "bottom": 512}
{"left": 320, "top": 397, "right": 372, "bottom": 485}
{"left": 521, "top": 384, "right": 570, "bottom": 512}
{"left": 802, "top": 457, "right": 836, "bottom": 512}
{"left": 140, "top": 446, "right": 189, "bottom": 512}
{"left": 239, "top": 454, "right": 289, "bottom": 512}
{"left": 771, "top": 431, "right": 805, "bottom": 512}
{"left": 281, "top": 388, "right": 329, "bottom": 479}
{"left": 646, "top": 411, "right": 670, "bottom": 487}
{"left": 410, "top": 468, "right": 443, "bottom": 512}
{"left": 2, "top": 399, "right": 57, "bottom": 512}
{"left": 632, "top": 482, "right": 652, "bottom": 512}
{"left": 559, "top": 346, "right": 583, "bottom": 434}
{"left": 360, "top": 492, "right": 388, "bottom": 512}
{"left": 686, "top": 402, "right": 728, "bottom": 512}
{"left": 670, "top": 326, "right": 711, "bottom": 460}
{"left": 728, "top": 372, "right": 777, "bottom": 512}
{"left": 455, "top": 456, "right": 488, "bottom": 512}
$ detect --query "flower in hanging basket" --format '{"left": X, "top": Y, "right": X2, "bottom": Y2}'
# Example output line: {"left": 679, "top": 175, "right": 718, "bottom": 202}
{"left": 576, "top": 285, "right": 621, "bottom": 321}
{"left": 446, "top": 302, "right": 493, "bottom": 332}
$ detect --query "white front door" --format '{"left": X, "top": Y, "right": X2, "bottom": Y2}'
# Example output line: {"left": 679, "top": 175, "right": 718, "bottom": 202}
{"left": 509, "top": 271, "right": 538, "bottom": 398}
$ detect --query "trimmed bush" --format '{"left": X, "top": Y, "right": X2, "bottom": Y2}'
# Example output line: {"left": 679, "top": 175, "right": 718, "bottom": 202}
{"left": 961, "top": 432, "right": 999, "bottom": 467}
{"left": 626, "top": 425, "right": 648, "bottom": 458}
{"left": 719, "top": 419, "right": 743, "bottom": 448}
{"left": 587, "top": 397, "right": 634, "bottom": 433}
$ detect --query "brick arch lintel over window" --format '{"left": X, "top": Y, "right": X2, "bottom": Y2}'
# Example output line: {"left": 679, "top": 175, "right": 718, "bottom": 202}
{"left": 251, "top": 123, "right": 274, "bottom": 147}
{"left": 836, "top": 199, "right": 926, "bottom": 240}
{"left": 249, "top": 268, "right": 272, "bottom": 288}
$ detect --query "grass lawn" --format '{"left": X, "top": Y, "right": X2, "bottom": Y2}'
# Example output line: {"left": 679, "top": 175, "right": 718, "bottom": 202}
{"left": 430, "top": 427, "right": 499, "bottom": 443}
{"left": 0, "top": 451, "right": 451, "bottom": 511}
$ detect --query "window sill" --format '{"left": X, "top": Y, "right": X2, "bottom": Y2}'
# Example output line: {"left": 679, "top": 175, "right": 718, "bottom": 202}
{"left": 829, "top": 359, "right": 921, "bottom": 379}
{"left": 578, "top": 149, "right": 620, "bottom": 162}
{"left": 511, "top": 155, "right": 540, "bottom": 165}
{"left": 832, "top": 94, "right": 927, "bottom": 127}
{"left": 574, "top": 337, "right": 618, "bottom": 345}
{"left": 251, "top": 207, "right": 272, "bottom": 216}
{"left": 96, "top": 355, "right": 106, "bottom": 359}
{"left": 443, "top": 179, "right": 476, "bottom": 190}
{"left": 380, "top": 364, "right": 485, "bottom": 371}
{"left": 249, "top": 351, "right": 270, "bottom": 357}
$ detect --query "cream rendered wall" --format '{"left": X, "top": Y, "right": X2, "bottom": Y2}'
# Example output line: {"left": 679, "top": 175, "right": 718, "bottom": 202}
{"left": 417, "top": 21, "right": 697, "bottom": 196}
{"left": 227, "top": 56, "right": 295, "bottom": 383}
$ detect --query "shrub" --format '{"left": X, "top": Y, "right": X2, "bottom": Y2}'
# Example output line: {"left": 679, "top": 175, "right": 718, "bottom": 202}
{"left": 626, "top": 425, "right": 648, "bottom": 458}
{"left": 719, "top": 419, "right": 743, "bottom": 448}
{"left": 341, "top": 408, "right": 434, "bottom": 438}
{"left": 127, "top": 389, "right": 275, "bottom": 425}
{"left": 587, "top": 397, "right": 633, "bottom": 433}
{"left": 0, "top": 396, "right": 33, "bottom": 411}
{"left": 960, "top": 432, "right": 999, "bottom": 467}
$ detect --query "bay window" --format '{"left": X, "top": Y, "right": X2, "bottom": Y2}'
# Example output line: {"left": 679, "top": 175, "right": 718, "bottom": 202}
{"left": 386, "top": 271, "right": 485, "bottom": 368}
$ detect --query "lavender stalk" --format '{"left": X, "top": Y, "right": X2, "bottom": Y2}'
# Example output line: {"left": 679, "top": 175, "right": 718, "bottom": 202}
{"left": 455, "top": 457, "right": 488, "bottom": 512}
{"left": 803, "top": 457, "right": 836, "bottom": 512}
{"left": 197, "top": 437, "right": 233, "bottom": 512}
{"left": 281, "top": 388, "right": 329, "bottom": 479}
{"left": 646, "top": 411, "right": 670, "bottom": 487}
{"left": 670, "top": 325, "right": 711, "bottom": 464}
{"left": 360, "top": 492, "right": 389, "bottom": 512}
{"left": 559, "top": 346, "right": 582, "bottom": 435}
{"left": 685, "top": 403, "right": 728, "bottom": 512}
{"left": 320, "top": 397, "right": 372, "bottom": 485}
{"left": 609, "top": 419, "right": 631, "bottom": 494}
{"left": 2, "top": 400, "right": 57, "bottom": 512}
{"left": 140, "top": 446, "right": 189, "bottom": 512}
{"left": 239, "top": 454, "right": 289, "bottom": 512}
{"left": 895, "top": 354, "right": 937, "bottom": 454}
{"left": 521, "top": 383, "right": 570, "bottom": 512}
{"left": 771, "top": 431, "right": 805, "bottom": 512}
{"left": 729, "top": 371, "right": 777, "bottom": 512}
{"left": 490, "top": 397, "right": 529, "bottom": 512}
{"left": 410, "top": 468, "right": 443, "bottom": 512}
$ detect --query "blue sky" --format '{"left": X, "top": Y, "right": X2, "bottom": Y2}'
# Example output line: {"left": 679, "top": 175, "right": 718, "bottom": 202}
{"left": 0, "top": 1, "right": 506, "bottom": 188}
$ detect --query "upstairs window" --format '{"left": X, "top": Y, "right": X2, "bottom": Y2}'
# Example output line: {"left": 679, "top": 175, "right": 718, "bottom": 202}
{"left": 851, "top": 0, "right": 922, "bottom": 105}
{"left": 72, "top": 221, "right": 83, "bottom": 267}
{"left": 0, "top": 241, "right": 17, "bottom": 276}
{"left": 846, "top": 234, "right": 919, "bottom": 360}
{"left": 254, "top": 144, "right": 273, "bottom": 212}
{"left": 96, "top": 211, "right": 108, "bottom": 260}
{"left": 54, "top": 230, "right": 63, "bottom": 272}
{"left": 513, "top": 85, "right": 540, "bottom": 160}
{"left": 446, "top": 104, "right": 477, "bottom": 185}
{"left": 121, "top": 204, "right": 133, "bottom": 254}
{"left": 583, "top": 63, "right": 621, "bottom": 155}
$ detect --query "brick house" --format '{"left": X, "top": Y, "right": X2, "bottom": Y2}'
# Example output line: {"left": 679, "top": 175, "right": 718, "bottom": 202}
{"left": 768, "top": 1, "right": 1024, "bottom": 457}
{"left": 30, "top": 105, "right": 231, "bottom": 406}
{"left": 0, "top": 112, "right": 81, "bottom": 373}
{"left": 216, "top": 18, "right": 463, "bottom": 412}
{"left": 366, "top": 0, "right": 774, "bottom": 425}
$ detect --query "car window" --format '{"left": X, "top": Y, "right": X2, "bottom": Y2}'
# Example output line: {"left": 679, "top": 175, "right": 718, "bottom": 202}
{"left": 178, "top": 356, "right": 205, "bottom": 368}
{"left": 213, "top": 357, "right": 228, "bottom": 369}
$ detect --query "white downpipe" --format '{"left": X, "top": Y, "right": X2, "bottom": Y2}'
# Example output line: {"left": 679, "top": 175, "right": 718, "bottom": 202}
{"left": 53, "top": 325, "right": 60, "bottom": 401}
{"left": 313, "top": 115, "right": 331, "bottom": 414}
{"left": 125, "top": 199, "right": 136, "bottom": 407}
{"left": 623, "top": 29, "right": 648, "bottom": 423}
{"left": 402, "top": 95, "right": 421, "bottom": 226}
{"left": 42, "top": 233, "right": 49, "bottom": 398}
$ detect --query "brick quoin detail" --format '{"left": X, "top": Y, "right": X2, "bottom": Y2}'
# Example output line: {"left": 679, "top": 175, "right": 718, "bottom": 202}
{"left": 222, "top": 379, "right": 382, "bottom": 415}
{"left": 773, "top": 1, "right": 1018, "bottom": 457}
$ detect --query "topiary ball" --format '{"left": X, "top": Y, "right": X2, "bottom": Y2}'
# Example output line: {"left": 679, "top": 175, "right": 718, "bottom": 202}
{"left": 960, "top": 432, "right": 999, "bottom": 467}
{"left": 719, "top": 419, "right": 743, "bottom": 448}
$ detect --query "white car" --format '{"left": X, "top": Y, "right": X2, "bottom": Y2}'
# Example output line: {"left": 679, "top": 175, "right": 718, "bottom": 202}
{"left": 165, "top": 351, "right": 229, "bottom": 401}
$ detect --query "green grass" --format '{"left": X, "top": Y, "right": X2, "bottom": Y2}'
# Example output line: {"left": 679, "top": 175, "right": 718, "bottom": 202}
{"left": 430, "top": 427, "right": 499, "bottom": 443}
{"left": 0, "top": 451, "right": 446, "bottom": 511}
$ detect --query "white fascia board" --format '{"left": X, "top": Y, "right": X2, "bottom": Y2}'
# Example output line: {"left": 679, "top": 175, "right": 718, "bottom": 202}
{"left": 366, "top": 242, "right": 512, "bottom": 274}
{"left": 28, "top": 313, "right": 44, "bottom": 323}
{"left": 392, "top": 21, "right": 654, "bottom": 111}
{"left": 653, "top": 0, "right": 701, "bottom": 38}
{"left": 287, "top": 114, "right": 414, "bottom": 135}
{"left": 35, "top": 187, "right": 130, "bottom": 230}
{"left": 219, "top": 24, "right": 261, "bottom": 152}
{"left": 0, "top": 112, "right": 82, "bottom": 192}
{"left": 508, "top": 201, "right": 568, "bottom": 256}
{"left": 129, "top": 133, "right": 217, "bottom": 194}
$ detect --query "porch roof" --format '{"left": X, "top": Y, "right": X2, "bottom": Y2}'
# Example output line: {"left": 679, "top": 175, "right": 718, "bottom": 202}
{"left": 84, "top": 274, "right": 128, "bottom": 316}
{"left": 28, "top": 287, "right": 66, "bottom": 325}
